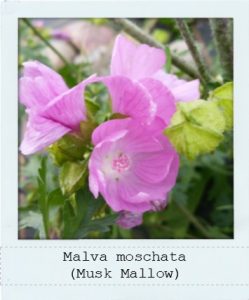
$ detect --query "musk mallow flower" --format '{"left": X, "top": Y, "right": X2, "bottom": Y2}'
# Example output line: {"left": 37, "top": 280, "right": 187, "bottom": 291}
{"left": 89, "top": 118, "right": 179, "bottom": 213}
{"left": 111, "top": 34, "right": 200, "bottom": 103}
{"left": 19, "top": 60, "right": 95, "bottom": 155}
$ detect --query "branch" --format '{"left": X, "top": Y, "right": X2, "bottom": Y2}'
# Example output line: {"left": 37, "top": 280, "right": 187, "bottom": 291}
{"left": 210, "top": 19, "right": 233, "bottom": 81}
{"left": 22, "top": 18, "right": 70, "bottom": 67}
{"left": 113, "top": 18, "right": 199, "bottom": 79}
{"left": 176, "top": 19, "right": 211, "bottom": 86}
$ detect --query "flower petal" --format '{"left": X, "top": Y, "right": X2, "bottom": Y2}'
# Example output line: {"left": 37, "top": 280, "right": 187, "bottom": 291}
{"left": 92, "top": 118, "right": 131, "bottom": 146}
{"left": 20, "top": 61, "right": 68, "bottom": 108}
{"left": 153, "top": 70, "right": 200, "bottom": 102}
{"left": 111, "top": 34, "right": 166, "bottom": 80}
{"left": 19, "top": 115, "right": 70, "bottom": 155}
{"left": 23, "top": 60, "right": 68, "bottom": 94}
{"left": 41, "top": 75, "right": 96, "bottom": 130}
{"left": 133, "top": 151, "right": 174, "bottom": 184}
{"left": 100, "top": 75, "right": 155, "bottom": 124}
{"left": 140, "top": 78, "right": 176, "bottom": 125}
{"left": 171, "top": 79, "right": 200, "bottom": 102}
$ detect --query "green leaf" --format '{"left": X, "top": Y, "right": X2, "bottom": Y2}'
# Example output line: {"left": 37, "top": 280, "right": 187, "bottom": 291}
{"left": 63, "top": 188, "right": 117, "bottom": 239}
{"left": 37, "top": 156, "right": 49, "bottom": 238}
{"left": 76, "top": 214, "right": 118, "bottom": 238}
{"left": 80, "top": 120, "right": 97, "bottom": 142}
{"left": 165, "top": 100, "right": 226, "bottom": 159}
{"left": 59, "top": 161, "right": 88, "bottom": 196}
{"left": 210, "top": 82, "right": 233, "bottom": 101}
{"left": 85, "top": 98, "right": 100, "bottom": 120}
{"left": 209, "top": 82, "right": 233, "bottom": 130}
{"left": 48, "top": 133, "right": 87, "bottom": 166}
{"left": 19, "top": 210, "right": 46, "bottom": 239}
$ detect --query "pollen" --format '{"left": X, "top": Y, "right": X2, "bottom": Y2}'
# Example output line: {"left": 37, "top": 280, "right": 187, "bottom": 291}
{"left": 112, "top": 153, "right": 130, "bottom": 173}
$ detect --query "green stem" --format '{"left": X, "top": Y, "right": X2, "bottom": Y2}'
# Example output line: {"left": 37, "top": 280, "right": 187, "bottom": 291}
{"left": 112, "top": 18, "right": 199, "bottom": 79}
{"left": 42, "top": 202, "right": 49, "bottom": 239}
{"left": 176, "top": 19, "right": 211, "bottom": 86}
{"left": 209, "top": 19, "right": 233, "bottom": 81}
{"left": 174, "top": 200, "right": 213, "bottom": 239}
{"left": 22, "top": 18, "right": 70, "bottom": 67}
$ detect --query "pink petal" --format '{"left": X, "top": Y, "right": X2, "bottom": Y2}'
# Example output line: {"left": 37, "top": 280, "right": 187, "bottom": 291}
{"left": 171, "top": 79, "right": 200, "bottom": 102}
{"left": 19, "top": 115, "right": 70, "bottom": 155}
{"left": 100, "top": 76, "right": 155, "bottom": 124}
{"left": 133, "top": 151, "right": 174, "bottom": 184}
{"left": 19, "top": 77, "right": 58, "bottom": 109}
{"left": 20, "top": 61, "right": 68, "bottom": 108}
{"left": 161, "top": 153, "right": 180, "bottom": 192}
{"left": 140, "top": 78, "right": 176, "bottom": 125}
{"left": 92, "top": 118, "right": 131, "bottom": 146}
{"left": 111, "top": 34, "right": 166, "bottom": 80}
{"left": 92, "top": 119, "right": 163, "bottom": 153}
{"left": 153, "top": 70, "right": 200, "bottom": 102}
{"left": 23, "top": 61, "right": 68, "bottom": 94}
{"left": 41, "top": 76, "right": 96, "bottom": 130}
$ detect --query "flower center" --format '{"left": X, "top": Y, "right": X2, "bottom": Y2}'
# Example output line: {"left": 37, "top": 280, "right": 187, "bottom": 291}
{"left": 112, "top": 153, "right": 130, "bottom": 173}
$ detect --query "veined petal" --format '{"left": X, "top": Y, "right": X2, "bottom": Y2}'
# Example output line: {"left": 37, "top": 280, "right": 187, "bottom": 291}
{"left": 100, "top": 75, "right": 155, "bottom": 123}
{"left": 111, "top": 34, "right": 165, "bottom": 80}
{"left": 140, "top": 78, "right": 176, "bottom": 125}
{"left": 133, "top": 151, "right": 174, "bottom": 184}
{"left": 92, "top": 118, "right": 131, "bottom": 146}
{"left": 41, "top": 75, "right": 96, "bottom": 130}
{"left": 19, "top": 115, "right": 70, "bottom": 155}
{"left": 20, "top": 61, "right": 68, "bottom": 109}
{"left": 23, "top": 60, "right": 68, "bottom": 94}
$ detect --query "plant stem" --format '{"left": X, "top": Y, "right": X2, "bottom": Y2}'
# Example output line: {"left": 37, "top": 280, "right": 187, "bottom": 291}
{"left": 176, "top": 19, "right": 211, "bottom": 86}
{"left": 22, "top": 18, "right": 70, "bottom": 67}
{"left": 113, "top": 18, "right": 199, "bottom": 79}
{"left": 174, "top": 200, "right": 212, "bottom": 239}
{"left": 209, "top": 19, "right": 233, "bottom": 81}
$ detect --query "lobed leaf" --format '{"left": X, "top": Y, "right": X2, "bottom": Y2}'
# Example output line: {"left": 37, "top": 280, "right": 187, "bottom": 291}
{"left": 165, "top": 100, "right": 226, "bottom": 159}
{"left": 209, "top": 82, "right": 233, "bottom": 130}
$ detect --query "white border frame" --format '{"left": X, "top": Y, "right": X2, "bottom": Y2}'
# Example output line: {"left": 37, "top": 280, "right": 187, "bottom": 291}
{"left": 1, "top": 1, "right": 249, "bottom": 299}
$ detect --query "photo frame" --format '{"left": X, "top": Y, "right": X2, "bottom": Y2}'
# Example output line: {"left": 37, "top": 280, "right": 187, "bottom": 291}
{"left": 1, "top": 0, "right": 249, "bottom": 299}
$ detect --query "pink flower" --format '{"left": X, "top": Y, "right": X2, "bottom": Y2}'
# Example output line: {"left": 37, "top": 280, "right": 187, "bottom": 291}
{"left": 19, "top": 61, "right": 95, "bottom": 155}
{"left": 116, "top": 211, "right": 143, "bottom": 229}
{"left": 89, "top": 118, "right": 179, "bottom": 213}
{"left": 111, "top": 34, "right": 200, "bottom": 103}
{"left": 97, "top": 75, "right": 157, "bottom": 125}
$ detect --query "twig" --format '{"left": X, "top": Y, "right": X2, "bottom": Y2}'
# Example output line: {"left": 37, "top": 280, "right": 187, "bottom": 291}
{"left": 176, "top": 19, "right": 211, "bottom": 86}
{"left": 113, "top": 18, "right": 199, "bottom": 79}
{"left": 22, "top": 18, "right": 70, "bottom": 67}
{"left": 174, "top": 200, "right": 213, "bottom": 239}
{"left": 209, "top": 19, "right": 233, "bottom": 81}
